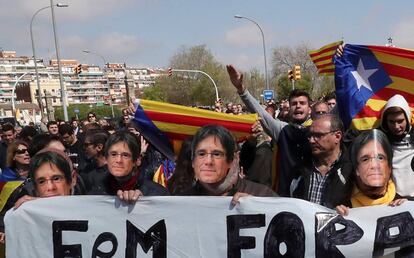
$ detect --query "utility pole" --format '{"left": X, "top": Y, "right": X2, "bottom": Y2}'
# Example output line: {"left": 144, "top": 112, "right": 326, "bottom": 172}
{"left": 124, "top": 63, "right": 130, "bottom": 105}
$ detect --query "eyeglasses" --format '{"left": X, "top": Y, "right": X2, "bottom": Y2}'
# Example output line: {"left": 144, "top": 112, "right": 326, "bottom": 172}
{"left": 108, "top": 151, "right": 132, "bottom": 160}
{"left": 307, "top": 131, "right": 336, "bottom": 141}
{"left": 358, "top": 154, "right": 387, "bottom": 165}
{"left": 35, "top": 175, "right": 66, "bottom": 186}
{"left": 15, "top": 148, "right": 28, "bottom": 155}
{"left": 195, "top": 150, "right": 226, "bottom": 160}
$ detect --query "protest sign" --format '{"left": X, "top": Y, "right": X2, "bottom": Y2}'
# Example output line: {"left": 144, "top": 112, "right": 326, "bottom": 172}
{"left": 5, "top": 196, "right": 414, "bottom": 257}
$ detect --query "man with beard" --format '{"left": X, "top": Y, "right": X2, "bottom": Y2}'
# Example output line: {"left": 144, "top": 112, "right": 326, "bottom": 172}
{"left": 290, "top": 115, "right": 353, "bottom": 208}
{"left": 227, "top": 64, "right": 312, "bottom": 196}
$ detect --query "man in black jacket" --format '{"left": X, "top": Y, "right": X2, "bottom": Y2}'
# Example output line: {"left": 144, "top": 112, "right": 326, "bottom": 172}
{"left": 291, "top": 114, "right": 353, "bottom": 209}
{"left": 87, "top": 131, "right": 168, "bottom": 201}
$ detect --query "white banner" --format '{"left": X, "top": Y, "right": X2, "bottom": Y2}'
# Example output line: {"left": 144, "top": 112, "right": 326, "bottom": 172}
{"left": 5, "top": 196, "right": 414, "bottom": 258}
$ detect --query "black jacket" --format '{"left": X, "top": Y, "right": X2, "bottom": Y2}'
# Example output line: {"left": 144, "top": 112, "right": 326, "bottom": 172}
{"left": 87, "top": 169, "right": 169, "bottom": 196}
{"left": 291, "top": 147, "right": 354, "bottom": 209}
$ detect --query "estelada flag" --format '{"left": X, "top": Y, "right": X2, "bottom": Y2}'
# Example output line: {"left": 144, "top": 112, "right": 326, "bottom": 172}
{"left": 0, "top": 181, "right": 23, "bottom": 212}
{"left": 133, "top": 99, "right": 258, "bottom": 159}
{"left": 309, "top": 40, "right": 343, "bottom": 75}
{"left": 334, "top": 44, "right": 414, "bottom": 130}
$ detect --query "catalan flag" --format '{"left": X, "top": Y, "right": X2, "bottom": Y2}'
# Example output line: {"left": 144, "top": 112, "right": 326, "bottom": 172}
{"left": 133, "top": 99, "right": 258, "bottom": 158}
{"left": 334, "top": 44, "right": 414, "bottom": 130}
{"left": 309, "top": 41, "right": 343, "bottom": 75}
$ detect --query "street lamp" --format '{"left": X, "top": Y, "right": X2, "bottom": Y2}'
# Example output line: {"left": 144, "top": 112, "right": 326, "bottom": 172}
{"left": 82, "top": 50, "right": 107, "bottom": 66}
{"left": 82, "top": 50, "right": 114, "bottom": 117}
{"left": 50, "top": 0, "right": 69, "bottom": 121}
{"left": 30, "top": 3, "right": 68, "bottom": 121}
{"left": 234, "top": 15, "right": 270, "bottom": 91}
{"left": 171, "top": 69, "right": 220, "bottom": 101}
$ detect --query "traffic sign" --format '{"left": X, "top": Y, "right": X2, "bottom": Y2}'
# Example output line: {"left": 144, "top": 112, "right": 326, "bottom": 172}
{"left": 263, "top": 90, "right": 274, "bottom": 101}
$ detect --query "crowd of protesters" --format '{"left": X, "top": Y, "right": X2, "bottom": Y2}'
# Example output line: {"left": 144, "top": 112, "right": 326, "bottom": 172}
{"left": 0, "top": 59, "right": 412, "bottom": 245}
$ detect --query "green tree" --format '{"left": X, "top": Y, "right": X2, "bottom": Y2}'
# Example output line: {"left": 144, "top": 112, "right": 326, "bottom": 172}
{"left": 54, "top": 104, "right": 123, "bottom": 121}
{"left": 143, "top": 45, "right": 241, "bottom": 106}
{"left": 270, "top": 42, "right": 336, "bottom": 100}
{"left": 276, "top": 74, "right": 313, "bottom": 101}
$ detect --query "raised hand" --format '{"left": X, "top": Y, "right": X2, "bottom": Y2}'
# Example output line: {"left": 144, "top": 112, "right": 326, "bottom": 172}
{"left": 226, "top": 65, "right": 245, "bottom": 94}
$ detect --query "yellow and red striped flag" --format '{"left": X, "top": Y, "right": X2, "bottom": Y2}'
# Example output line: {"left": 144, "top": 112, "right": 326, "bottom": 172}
{"left": 134, "top": 99, "right": 258, "bottom": 157}
{"left": 309, "top": 41, "right": 343, "bottom": 75}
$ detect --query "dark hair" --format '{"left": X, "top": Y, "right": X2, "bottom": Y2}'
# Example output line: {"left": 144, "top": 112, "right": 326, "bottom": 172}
{"left": 29, "top": 151, "right": 72, "bottom": 185}
{"left": 19, "top": 126, "right": 38, "bottom": 143}
{"left": 87, "top": 112, "right": 96, "bottom": 118}
{"left": 191, "top": 125, "right": 236, "bottom": 162}
{"left": 323, "top": 92, "right": 336, "bottom": 102}
{"left": 168, "top": 137, "right": 194, "bottom": 195}
{"left": 350, "top": 129, "right": 393, "bottom": 170}
{"left": 288, "top": 89, "right": 311, "bottom": 105}
{"left": 59, "top": 123, "right": 74, "bottom": 136}
{"left": 2, "top": 123, "right": 14, "bottom": 133}
{"left": 47, "top": 121, "right": 58, "bottom": 128}
{"left": 85, "top": 130, "right": 110, "bottom": 155}
{"left": 105, "top": 131, "right": 141, "bottom": 161}
{"left": 28, "top": 134, "right": 64, "bottom": 157}
{"left": 381, "top": 106, "right": 408, "bottom": 133}
{"left": 82, "top": 122, "right": 101, "bottom": 133}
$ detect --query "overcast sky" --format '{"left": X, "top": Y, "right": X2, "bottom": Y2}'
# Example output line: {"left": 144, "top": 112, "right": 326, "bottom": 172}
{"left": 1, "top": 0, "right": 414, "bottom": 72}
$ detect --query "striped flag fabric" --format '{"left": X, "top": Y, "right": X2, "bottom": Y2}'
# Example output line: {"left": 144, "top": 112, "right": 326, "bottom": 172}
{"left": 334, "top": 44, "right": 414, "bottom": 130}
{"left": 309, "top": 41, "right": 343, "bottom": 75}
{"left": 0, "top": 181, "right": 23, "bottom": 212}
{"left": 133, "top": 99, "right": 258, "bottom": 157}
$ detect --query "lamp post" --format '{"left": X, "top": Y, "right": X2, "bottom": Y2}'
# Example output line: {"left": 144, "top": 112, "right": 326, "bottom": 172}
{"left": 30, "top": 3, "right": 68, "bottom": 121}
{"left": 82, "top": 50, "right": 107, "bottom": 65}
{"left": 82, "top": 50, "right": 114, "bottom": 117}
{"left": 234, "top": 15, "right": 270, "bottom": 91}
{"left": 171, "top": 69, "right": 220, "bottom": 101}
{"left": 50, "top": 0, "right": 69, "bottom": 121}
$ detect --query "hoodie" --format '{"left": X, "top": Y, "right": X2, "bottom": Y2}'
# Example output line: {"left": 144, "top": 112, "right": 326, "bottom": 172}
{"left": 380, "top": 94, "right": 414, "bottom": 198}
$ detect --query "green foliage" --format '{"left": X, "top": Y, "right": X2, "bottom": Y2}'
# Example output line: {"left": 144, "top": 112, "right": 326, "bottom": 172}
{"left": 54, "top": 104, "right": 123, "bottom": 121}
{"left": 144, "top": 45, "right": 242, "bottom": 106}
{"left": 276, "top": 73, "right": 313, "bottom": 100}
{"left": 142, "top": 83, "right": 167, "bottom": 102}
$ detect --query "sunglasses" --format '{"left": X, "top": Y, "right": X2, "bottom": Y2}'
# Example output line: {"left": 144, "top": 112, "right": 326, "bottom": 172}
{"left": 88, "top": 115, "right": 95, "bottom": 118}
{"left": 15, "top": 148, "right": 28, "bottom": 155}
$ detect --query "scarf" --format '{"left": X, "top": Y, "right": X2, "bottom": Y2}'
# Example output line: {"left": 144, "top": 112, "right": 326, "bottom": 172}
{"left": 109, "top": 170, "right": 140, "bottom": 193}
{"left": 351, "top": 179, "right": 396, "bottom": 208}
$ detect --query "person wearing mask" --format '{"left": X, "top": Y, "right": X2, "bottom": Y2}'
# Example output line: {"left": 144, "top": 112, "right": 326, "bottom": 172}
{"left": 87, "top": 131, "right": 168, "bottom": 201}
{"left": 182, "top": 125, "right": 276, "bottom": 201}
{"left": 336, "top": 130, "right": 406, "bottom": 215}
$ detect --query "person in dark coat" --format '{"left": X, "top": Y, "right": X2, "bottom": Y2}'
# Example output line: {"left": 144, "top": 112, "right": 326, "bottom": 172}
{"left": 291, "top": 115, "right": 354, "bottom": 209}
{"left": 182, "top": 125, "right": 276, "bottom": 201}
{"left": 87, "top": 131, "right": 168, "bottom": 201}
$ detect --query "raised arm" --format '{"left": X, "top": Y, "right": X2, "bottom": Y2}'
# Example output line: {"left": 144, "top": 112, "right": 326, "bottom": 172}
{"left": 226, "top": 64, "right": 287, "bottom": 141}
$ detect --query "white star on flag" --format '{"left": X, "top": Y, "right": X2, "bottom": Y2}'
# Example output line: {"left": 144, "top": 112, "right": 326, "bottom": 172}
{"left": 351, "top": 58, "right": 378, "bottom": 92}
